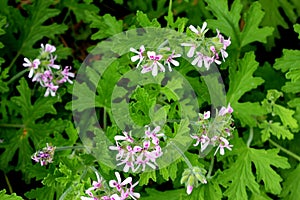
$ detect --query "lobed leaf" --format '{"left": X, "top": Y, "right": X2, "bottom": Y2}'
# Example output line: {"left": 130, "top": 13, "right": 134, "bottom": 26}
{"left": 280, "top": 164, "right": 300, "bottom": 200}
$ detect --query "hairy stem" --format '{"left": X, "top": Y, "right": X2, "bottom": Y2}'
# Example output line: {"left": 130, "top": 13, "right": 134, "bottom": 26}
{"left": 246, "top": 127, "right": 253, "bottom": 147}
{"left": 206, "top": 157, "right": 215, "bottom": 179}
{"left": 4, "top": 173, "right": 13, "bottom": 194}
{"left": 0, "top": 124, "right": 25, "bottom": 128}
{"left": 7, "top": 51, "right": 21, "bottom": 71}
{"left": 269, "top": 139, "right": 300, "bottom": 162}
{"left": 56, "top": 145, "right": 86, "bottom": 151}
{"left": 7, "top": 69, "right": 28, "bottom": 85}
{"left": 170, "top": 142, "right": 193, "bottom": 170}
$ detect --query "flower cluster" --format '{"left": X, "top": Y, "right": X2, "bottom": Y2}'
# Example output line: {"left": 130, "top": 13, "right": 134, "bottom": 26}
{"left": 31, "top": 143, "right": 56, "bottom": 166}
{"left": 181, "top": 22, "right": 231, "bottom": 70}
{"left": 109, "top": 126, "right": 164, "bottom": 173}
{"left": 81, "top": 171, "right": 140, "bottom": 200}
{"left": 191, "top": 104, "right": 234, "bottom": 156}
{"left": 180, "top": 166, "right": 207, "bottom": 195}
{"left": 23, "top": 43, "right": 75, "bottom": 97}
{"left": 130, "top": 45, "right": 181, "bottom": 77}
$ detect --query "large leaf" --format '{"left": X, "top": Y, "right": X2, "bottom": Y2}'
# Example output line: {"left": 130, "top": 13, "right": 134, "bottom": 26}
{"left": 219, "top": 140, "right": 290, "bottom": 199}
{"left": 227, "top": 52, "right": 265, "bottom": 127}
{"left": 0, "top": 78, "right": 67, "bottom": 172}
{"left": 205, "top": 0, "right": 273, "bottom": 50}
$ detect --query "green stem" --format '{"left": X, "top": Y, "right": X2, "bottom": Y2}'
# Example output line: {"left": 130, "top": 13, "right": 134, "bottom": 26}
{"left": 7, "top": 51, "right": 21, "bottom": 71}
{"left": 206, "top": 157, "right": 214, "bottom": 179}
{"left": 170, "top": 142, "right": 193, "bottom": 170}
{"left": 246, "top": 127, "right": 253, "bottom": 147}
{"left": 4, "top": 173, "right": 13, "bottom": 194}
{"left": 103, "top": 107, "right": 107, "bottom": 130}
{"left": 0, "top": 124, "right": 25, "bottom": 128}
{"left": 56, "top": 146, "right": 86, "bottom": 151}
{"left": 7, "top": 69, "right": 28, "bottom": 85}
{"left": 167, "top": 0, "right": 173, "bottom": 28}
{"left": 269, "top": 139, "right": 300, "bottom": 162}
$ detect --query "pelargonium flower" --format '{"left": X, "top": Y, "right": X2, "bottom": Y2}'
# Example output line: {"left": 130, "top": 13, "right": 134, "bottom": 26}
{"left": 144, "top": 51, "right": 165, "bottom": 77}
{"left": 180, "top": 166, "right": 207, "bottom": 195}
{"left": 214, "top": 137, "right": 233, "bottom": 156}
{"left": 129, "top": 44, "right": 181, "bottom": 77}
{"left": 189, "top": 22, "right": 208, "bottom": 37}
{"left": 48, "top": 54, "right": 60, "bottom": 69}
{"left": 191, "top": 104, "right": 235, "bottom": 156}
{"left": 109, "top": 126, "right": 164, "bottom": 173}
{"left": 57, "top": 66, "right": 75, "bottom": 84}
{"left": 81, "top": 171, "right": 140, "bottom": 200}
{"left": 109, "top": 172, "right": 132, "bottom": 192}
{"left": 165, "top": 51, "right": 181, "bottom": 71}
{"left": 41, "top": 43, "right": 56, "bottom": 54}
{"left": 23, "top": 58, "right": 41, "bottom": 78}
{"left": 31, "top": 143, "right": 56, "bottom": 166}
{"left": 130, "top": 45, "right": 145, "bottom": 68}
{"left": 23, "top": 43, "right": 74, "bottom": 97}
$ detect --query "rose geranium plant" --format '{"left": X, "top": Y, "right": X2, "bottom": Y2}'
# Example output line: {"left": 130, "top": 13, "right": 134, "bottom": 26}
{"left": 0, "top": 0, "right": 300, "bottom": 200}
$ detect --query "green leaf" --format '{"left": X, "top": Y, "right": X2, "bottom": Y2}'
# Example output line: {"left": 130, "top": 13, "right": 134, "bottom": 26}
{"left": 280, "top": 164, "right": 300, "bottom": 200}
{"left": 258, "top": 0, "right": 297, "bottom": 47}
{"left": 136, "top": 11, "right": 161, "bottom": 28}
{"left": 139, "top": 171, "right": 157, "bottom": 186}
{"left": 0, "top": 189, "right": 23, "bottom": 200}
{"left": 239, "top": 2, "right": 274, "bottom": 47}
{"left": 259, "top": 121, "right": 294, "bottom": 142}
{"left": 274, "top": 49, "right": 300, "bottom": 73}
{"left": 294, "top": 24, "right": 300, "bottom": 39}
{"left": 227, "top": 52, "right": 265, "bottom": 126}
{"left": 25, "top": 186, "right": 56, "bottom": 200}
{"left": 227, "top": 52, "right": 264, "bottom": 103}
{"left": 250, "top": 148, "right": 290, "bottom": 194}
{"left": 205, "top": 0, "right": 273, "bottom": 49}
{"left": 130, "top": 87, "right": 156, "bottom": 126}
{"left": 0, "top": 78, "right": 68, "bottom": 172}
{"left": 219, "top": 141, "right": 290, "bottom": 199}
{"left": 20, "top": 0, "right": 68, "bottom": 57}
{"left": 63, "top": 0, "right": 99, "bottom": 22}
{"left": 273, "top": 104, "right": 298, "bottom": 130}
{"left": 11, "top": 78, "right": 60, "bottom": 124}
{"left": 219, "top": 146, "right": 260, "bottom": 199}
{"left": 86, "top": 12, "right": 123, "bottom": 40}
{"left": 143, "top": 188, "right": 185, "bottom": 200}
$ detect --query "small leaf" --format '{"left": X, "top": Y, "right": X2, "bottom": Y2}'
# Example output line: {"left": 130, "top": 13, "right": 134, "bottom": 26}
{"left": 136, "top": 11, "right": 161, "bottom": 28}
{"left": 0, "top": 189, "right": 23, "bottom": 200}
{"left": 259, "top": 121, "right": 294, "bottom": 142}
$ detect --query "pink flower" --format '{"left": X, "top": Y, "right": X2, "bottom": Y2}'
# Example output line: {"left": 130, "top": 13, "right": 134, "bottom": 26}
{"left": 114, "top": 131, "right": 134, "bottom": 143}
{"left": 48, "top": 54, "right": 60, "bottom": 69}
{"left": 186, "top": 185, "right": 193, "bottom": 195}
{"left": 214, "top": 137, "right": 233, "bottom": 156}
{"left": 41, "top": 43, "right": 56, "bottom": 53}
{"left": 189, "top": 22, "right": 208, "bottom": 36}
{"left": 44, "top": 82, "right": 59, "bottom": 97}
{"left": 57, "top": 66, "right": 75, "bottom": 84}
{"left": 165, "top": 51, "right": 181, "bottom": 71}
{"left": 130, "top": 45, "right": 145, "bottom": 68}
{"left": 146, "top": 51, "right": 165, "bottom": 76}
{"left": 23, "top": 58, "right": 40, "bottom": 78}
{"left": 203, "top": 111, "right": 210, "bottom": 119}
{"left": 216, "top": 29, "right": 231, "bottom": 61}
{"left": 181, "top": 43, "right": 197, "bottom": 58}
{"left": 218, "top": 104, "right": 233, "bottom": 116}
{"left": 109, "top": 172, "right": 132, "bottom": 192}
{"left": 128, "top": 181, "right": 140, "bottom": 200}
